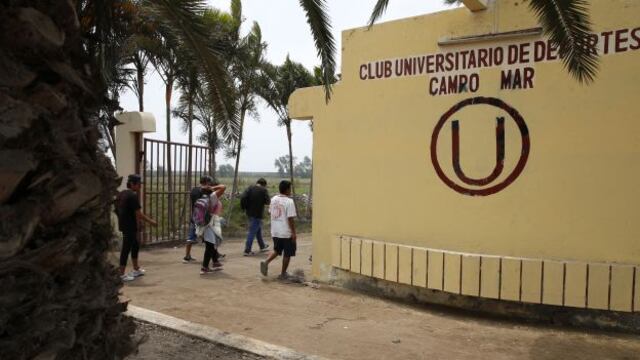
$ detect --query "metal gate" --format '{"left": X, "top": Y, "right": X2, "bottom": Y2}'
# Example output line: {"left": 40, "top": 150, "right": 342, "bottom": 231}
{"left": 142, "top": 138, "right": 211, "bottom": 244}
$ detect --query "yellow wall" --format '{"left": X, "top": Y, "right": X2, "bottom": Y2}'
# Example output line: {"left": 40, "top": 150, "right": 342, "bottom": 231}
{"left": 289, "top": 0, "right": 640, "bottom": 312}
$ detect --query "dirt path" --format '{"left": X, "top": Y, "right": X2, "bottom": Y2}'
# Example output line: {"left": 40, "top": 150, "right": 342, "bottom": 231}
{"left": 119, "top": 235, "right": 640, "bottom": 360}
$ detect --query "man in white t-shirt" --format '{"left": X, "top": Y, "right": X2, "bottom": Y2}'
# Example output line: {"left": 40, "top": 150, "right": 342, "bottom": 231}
{"left": 260, "top": 180, "right": 297, "bottom": 279}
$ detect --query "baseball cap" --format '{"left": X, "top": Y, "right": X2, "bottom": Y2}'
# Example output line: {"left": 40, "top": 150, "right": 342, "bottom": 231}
{"left": 127, "top": 174, "right": 142, "bottom": 184}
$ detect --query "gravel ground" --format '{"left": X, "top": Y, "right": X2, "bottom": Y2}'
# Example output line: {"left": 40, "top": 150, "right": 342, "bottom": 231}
{"left": 127, "top": 321, "right": 266, "bottom": 360}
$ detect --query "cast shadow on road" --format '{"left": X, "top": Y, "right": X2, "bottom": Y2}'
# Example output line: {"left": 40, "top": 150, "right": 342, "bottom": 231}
{"left": 123, "top": 279, "right": 162, "bottom": 288}
{"left": 529, "top": 334, "right": 639, "bottom": 360}
{"left": 197, "top": 271, "right": 237, "bottom": 281}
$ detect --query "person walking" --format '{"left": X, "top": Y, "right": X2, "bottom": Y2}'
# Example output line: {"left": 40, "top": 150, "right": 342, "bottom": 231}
{"left": 116, "top": 174, "right": 157, "bottom": 282}
{"left": 184, "top": 175, "right": 213, "bottom": 263}
{"left": 240, "top": 178, "right": 271, "bottom": 256}
{"left": 194, "top": 183, "right": 226, "bottom": 274}
{"left": 260, "top": 180, "right": 297, "bottom": 279}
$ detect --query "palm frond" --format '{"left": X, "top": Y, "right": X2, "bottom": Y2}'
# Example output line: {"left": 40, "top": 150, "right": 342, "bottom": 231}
{"left": 250, "top": 21, "right": 262, "bottom": 43}
{"left": 143, "top": 0, "right": 238, "bottom": 125}
{"left": 368, "top": 0, "right": 390, "bottom": 27}
{"left": 528, "top": 0, "right": 598, "bottom": 83}
{"left": 298, "top": 0, "right": 336, "bottom": 102}
{"left": 231, "top": 0, "right": 242, "bottom": 32}
{"left": 256, "top": 62, "right": 287, "bottom": 123}
{"left": 256, "top": 58, "right": 316, "bottom": 128}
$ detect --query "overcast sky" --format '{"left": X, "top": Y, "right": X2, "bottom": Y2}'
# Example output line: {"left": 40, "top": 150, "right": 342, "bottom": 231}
{"left": 119, "top": 0, "right": 454, "bottom": 172}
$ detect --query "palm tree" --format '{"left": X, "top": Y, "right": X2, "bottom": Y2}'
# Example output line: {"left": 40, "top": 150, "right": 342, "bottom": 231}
{"left": 299, "top": 66, "right": 335, "bottom": 219}
{"left": 230, "top": 21, "right": 267, "bottom": 197}
{"left": 257, "top": 57, "right": 316, "bottom": 209}
{"left": 299, "top": 0, "right": 598, "bottom": 100}
{"left": 174, "top": 85, "right": 240, "bottom": 180}
{"left": 147, "top": 31, "right": 179, "bottom": 227}
{"left": 0, "top": 0, "right": 237, "bottom": 358}
{"left": 146, "top": 1, "right": 238, "bottom": 230}
{"left": 175, "top": 67, "right": 199, "bottom": 187}
{"left": 199, "top": 6, "right": 242, "bottom": 179}
{"left": 0, "top": 1, "right": 137, "bottom": 357}
{"left": 121, "top": 1, "right": 155, "bottom": 112}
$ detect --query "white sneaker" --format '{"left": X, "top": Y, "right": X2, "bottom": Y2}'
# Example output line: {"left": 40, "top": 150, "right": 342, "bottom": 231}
{"left": 132, "top": 269, "right": 145, "bottom": 277}
{"left": 121, "top": 274, "right": 135, "bottom": 282}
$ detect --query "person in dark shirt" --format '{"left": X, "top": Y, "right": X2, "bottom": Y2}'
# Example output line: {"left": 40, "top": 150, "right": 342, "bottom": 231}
{"left": 116, "top": 174, "right": 157, "bottom": 282}
{"left": 240, "top": 178, "right": 270, "bottom": 255}
{"left": 184, "top": 175, "right": 214, "bottom": 263}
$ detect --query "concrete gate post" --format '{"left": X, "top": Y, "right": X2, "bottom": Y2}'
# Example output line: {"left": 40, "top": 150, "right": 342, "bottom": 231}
{"left": 114, "top": 112, "right": 156, "bottom": 189}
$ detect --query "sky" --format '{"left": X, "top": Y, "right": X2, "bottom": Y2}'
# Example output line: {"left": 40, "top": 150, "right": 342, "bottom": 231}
{"left": 119, "top": 0, "right": 454, "bottom": 172}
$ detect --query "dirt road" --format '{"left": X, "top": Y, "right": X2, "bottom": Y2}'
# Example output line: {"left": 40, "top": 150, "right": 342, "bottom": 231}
{"left": 120, "top": 235, "right": 640, "bottom": 360}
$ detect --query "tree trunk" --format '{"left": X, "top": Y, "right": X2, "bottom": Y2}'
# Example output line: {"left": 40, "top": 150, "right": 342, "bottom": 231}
{"left": 226, "top": 106, "right": 247, "bottom": 226}
{"left": 209, "top": 127, "right": 217, "bottom": 179}
{"left": 178, "top": 93, "right": 193, "bottom": 234}
{"left": 187, "top": 94, "right": 193, "bottom": 188}
{"left": 286, "top": 121, "right": 299, "bottom": 217}
{"left": 103, "top": 121, "right": 117, "bottom": 159}
{"left": 231, "top": 107, "right": 246, "bottom": 197}
{"left": 0, "top": 3, "right": 134, "bottom": 359}
{"left": 136, "top": 58, "right": 144, "bottom": 112}
{"left": 165, "top": 76, "right": 174, "bottom": 233}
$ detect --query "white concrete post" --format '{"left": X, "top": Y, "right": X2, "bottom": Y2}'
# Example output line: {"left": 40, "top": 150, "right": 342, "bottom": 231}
{"left": 115, "top": 112, "right": 156, "bottom": 190}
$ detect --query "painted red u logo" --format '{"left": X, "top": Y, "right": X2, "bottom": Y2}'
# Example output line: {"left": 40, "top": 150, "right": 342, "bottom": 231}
{"left": 451, "top": 117, "right": 505, "bottom": 186}
{"left": 431, "top": 97, "right": 530, "bottom": 196}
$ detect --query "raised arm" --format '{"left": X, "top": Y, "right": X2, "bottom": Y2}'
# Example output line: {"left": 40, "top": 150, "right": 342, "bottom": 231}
{"left": 212, "top": 184, "right": 226, "bottom": 198}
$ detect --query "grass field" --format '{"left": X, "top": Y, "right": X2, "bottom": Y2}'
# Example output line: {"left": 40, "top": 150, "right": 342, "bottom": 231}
{"left": 217, "top": 176, "right": 311, "bottom": 197}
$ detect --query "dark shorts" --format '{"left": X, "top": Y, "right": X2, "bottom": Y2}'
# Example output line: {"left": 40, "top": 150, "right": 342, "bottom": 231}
{"left": 273, "top": 237, "right": 296, "bottom": 257}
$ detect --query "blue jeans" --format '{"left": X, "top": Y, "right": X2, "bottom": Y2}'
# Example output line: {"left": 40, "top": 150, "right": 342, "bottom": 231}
{"left": 245, "top": 217, "right": 266, "bottom": 253}
{"left": 186, "top": 222, "right": 197, "bottom": 243}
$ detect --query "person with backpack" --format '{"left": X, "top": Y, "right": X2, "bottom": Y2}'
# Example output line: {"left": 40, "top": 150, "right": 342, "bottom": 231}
{"left": 193, "top": 182, "right": 226, "bottom": 274}
{"left": 184, "top": 175, "right": 214, "bottom": 263}
{"left": 240, "top": 178, "right": 270, "bottom": 256}
{"left": 116, "top": 174, "right": 157, "bottom": 282}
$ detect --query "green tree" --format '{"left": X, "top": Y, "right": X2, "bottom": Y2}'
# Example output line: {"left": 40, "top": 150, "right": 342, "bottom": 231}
{"left": 174, "top": 67, "right": 199, "bottom": 188}
{"left": 218, "top": 164, "right": 235, "bottom": 178}
{"left": 147, "top": 27, "right": 180, "bottom": 227}
{"left": 174, "top": 84, "right": 240, "bottom": 180}
{"left": 198, "top": 6, "right": 242, "bottom": 179}
{"left": 294, "top": 156, "right": 313, "bottom": 178}
{"left": 258, "top": 57, "right": 315, "bottom": 203}
{"left": 275, "top": 155, "right": 296, "bottom": 177}
{"left": 230, "top": 17, "right": 267, "bottom": 197}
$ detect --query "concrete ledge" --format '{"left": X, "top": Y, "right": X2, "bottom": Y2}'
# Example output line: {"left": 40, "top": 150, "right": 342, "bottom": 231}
{"left": 126, "top": 305, "right": 327, "bottom": 360}
{"left": 332, "top": 270, "right": 640, "bottom": 334}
